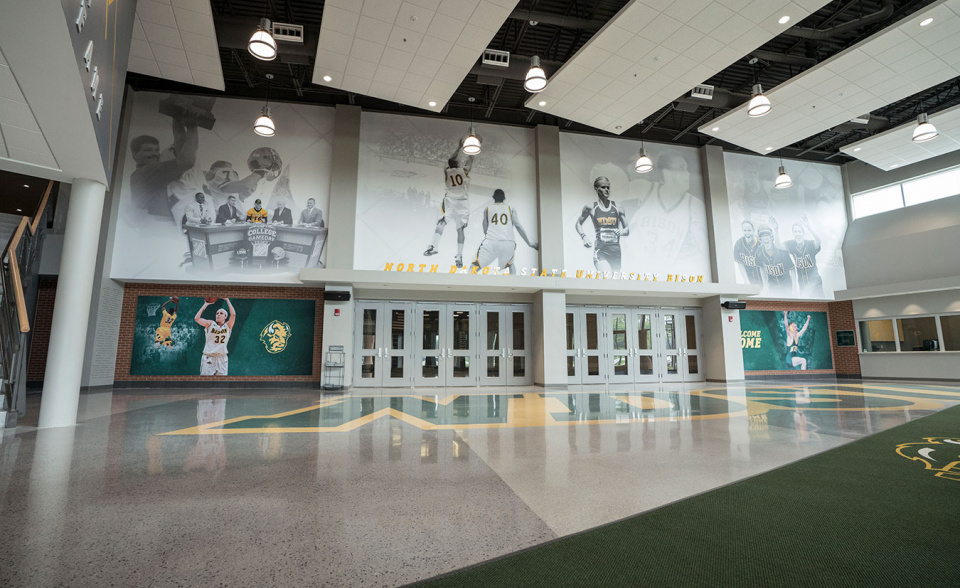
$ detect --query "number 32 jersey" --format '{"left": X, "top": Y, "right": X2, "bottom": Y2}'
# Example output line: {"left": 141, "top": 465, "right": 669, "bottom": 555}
{"left": 484, "top": 204, "right": 514, "bottom": 240}
{"left": 204, "top": 323, "right": 231, "bottom": 356}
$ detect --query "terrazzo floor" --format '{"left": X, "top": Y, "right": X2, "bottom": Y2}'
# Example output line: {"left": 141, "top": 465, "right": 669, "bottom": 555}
{"left": 1, "top": 380, "right": 958, "bottom": 587}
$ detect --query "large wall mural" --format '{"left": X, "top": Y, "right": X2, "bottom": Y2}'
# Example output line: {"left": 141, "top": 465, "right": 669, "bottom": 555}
{"left": 559, "top": 133, "right": 712, "bottom": 280}
{"left": 111, "top": 92, "right": 334, "bottom": 284}
{"left": 354, "top": 113, "right": 539, "bottom": 273}
{"left": 724, "top": 153, "right": 847, "bottom": 299}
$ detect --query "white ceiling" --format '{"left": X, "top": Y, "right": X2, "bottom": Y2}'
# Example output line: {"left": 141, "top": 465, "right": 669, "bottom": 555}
{"left": 128, "top": 0, "right": 225, "bottom": 91}
{"left": 840, "top": 103, "right": 960, "bottom": 169}
{"left": 312, "top": 0, "right": 519, "bottom": 113}
{"left": 524, "top": 0, "right": 832, "bottom": 135}
{"left": 0, "top": 47, "right": 58, "bottom": 170}
{"left": 700, "top": 0, "right": 960, "bottom": 154}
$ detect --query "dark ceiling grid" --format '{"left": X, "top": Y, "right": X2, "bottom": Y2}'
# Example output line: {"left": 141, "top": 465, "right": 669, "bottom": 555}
{"left": 124, "top": 0, "right": 960, "bottom": 164}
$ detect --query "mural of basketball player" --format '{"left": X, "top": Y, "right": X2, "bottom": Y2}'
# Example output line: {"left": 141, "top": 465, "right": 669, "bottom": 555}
{"left": 153, "top": 297, "right": 179, "bottom": 348}
{"left": 575, "top": 176, "right": 629, "bottom": 272}
{"left": 195, "top": 298, "right": 236, "bottom": 376}
{"left": 424, "top": 142, "right": 475, "bottom": 268}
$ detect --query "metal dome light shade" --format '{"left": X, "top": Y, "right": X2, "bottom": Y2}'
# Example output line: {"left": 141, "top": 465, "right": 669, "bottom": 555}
{"left": 254, "top": 106, "right": 275, "bottom": 137}
{"left": 524, "top": 56, "right": 547, "bottom": 93}
{"left": 462, "top": 125, "right": 481, "bottom": 155}
{"left": 747, "top": 84, "right": 772, "bottom": 117}
{"left": 248, "top": 18, "right": 277, "bottom": 61}
{"left": 635, "top": 150, "right": 653, "bottom": 173}
{"left": 774, "top": 165, "right": 792, "bottom": 189}
{"left": 912, "top": 113, "right": 938, "bottom": 142}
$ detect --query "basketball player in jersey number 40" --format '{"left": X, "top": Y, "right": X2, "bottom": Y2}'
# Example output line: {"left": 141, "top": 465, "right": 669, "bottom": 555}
{"left": 424, "top": 143, "right": 475, "bottom": 268}
{"left": 195, "top": 298, "right": 237, "bottom": 376}
{"left": 575, "top": 176, "right": 630, "bottom": 273}
{"left": 471, "top": 189, "right": 537, "bottom": 272}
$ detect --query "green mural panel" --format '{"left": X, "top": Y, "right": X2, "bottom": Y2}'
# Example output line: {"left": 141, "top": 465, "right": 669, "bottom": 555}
{"left": 130, "top": 296, "right": 315, "bottom": 376}
{"left": 740, "top": 310, "right": 833, "bottom": 371}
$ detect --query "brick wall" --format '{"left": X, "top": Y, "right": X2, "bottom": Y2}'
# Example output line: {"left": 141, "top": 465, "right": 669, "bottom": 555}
{"left": 740, "top": 299, "right": 860, "bottom": 378}
{"left": 115, "top": 283, "right": 324, "bottom": 383}
{"left": 27, "top": 276, "right": 58, "bottom": 383}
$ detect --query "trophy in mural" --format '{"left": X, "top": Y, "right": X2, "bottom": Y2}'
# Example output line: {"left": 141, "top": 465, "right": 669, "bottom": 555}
{"left": 158, "top": 94, "right": 217, "bottom": 130}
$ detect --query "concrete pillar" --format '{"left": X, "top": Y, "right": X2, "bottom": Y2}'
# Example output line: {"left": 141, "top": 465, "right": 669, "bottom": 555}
{"left": 321, "top": 286, "right": 354, "bottom": 389}
{"left": 533, "top": 290, "right": 567, "bottom": 388}
{"left": 535, "top": 125, "right": 564, "bottom": 271}
{"left": 325, "top": 104, "right": 362, "bottom": 270}
{"left": 37, "top": 178, "right": 105, "bottom": 428}
{"left": 702, "top": 296, "right": 745, "bottom": 382}
{"left": 700, "top": 145, "right": 736, "bottom": 284}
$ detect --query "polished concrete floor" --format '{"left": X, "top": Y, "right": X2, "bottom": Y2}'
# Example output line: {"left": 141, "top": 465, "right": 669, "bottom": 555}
{"left": 2, "top": 380, "right": 959, "bottom": 587}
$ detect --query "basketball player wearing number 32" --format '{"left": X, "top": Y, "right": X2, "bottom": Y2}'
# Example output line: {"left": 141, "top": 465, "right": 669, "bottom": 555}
{"left": 195, "top": 298, "right": 236, "bottom": 376}
{"left": 575, "top": 176, "right": 630, "bottom": 273}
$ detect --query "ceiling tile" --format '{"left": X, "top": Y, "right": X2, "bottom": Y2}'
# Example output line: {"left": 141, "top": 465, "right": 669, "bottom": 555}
{"left": 143, "top": 23, "right": 184, "bottom": 49}
{"left": 137, "top": 0, "right": 177, "bottom": 28}
{"left": 396, "top": 1, "right": 435, "bottom": 34}
{"left": 172, "top": 8, "right": 214, "bottom": 36}
{"left": 426, "top": 13, "right": 466, "bottom": 43}
{"left": 170, "top": 0, "right": 210, "bottom": 15}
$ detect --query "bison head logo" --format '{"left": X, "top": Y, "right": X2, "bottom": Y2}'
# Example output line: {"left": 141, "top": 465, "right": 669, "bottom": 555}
{"left": 260, "top": 320, "right": 291, "bottom": 354}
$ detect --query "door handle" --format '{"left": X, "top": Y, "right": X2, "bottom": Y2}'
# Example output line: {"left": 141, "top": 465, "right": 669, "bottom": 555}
{"left": 508, "top": 348, "right": 513, "bottom": 358}
{"left": 439, "top": 348, "right": 445, "bottom": 359}
{"left": 377, "top": 348, "right": 382, "bottom": 358}
{"left": 501, "top": 348, "right": 506, "bottom": 358}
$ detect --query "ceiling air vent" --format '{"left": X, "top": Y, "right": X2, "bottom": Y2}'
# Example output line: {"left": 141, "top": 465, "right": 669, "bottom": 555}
{"left": 691, "top": 84, "right": 714, "bottom": 100}
{"left": 482, "top": 49, "right": 510, "bottom": 68}
{"left": 271, "top": 22, "right": 304, "bottom": 43}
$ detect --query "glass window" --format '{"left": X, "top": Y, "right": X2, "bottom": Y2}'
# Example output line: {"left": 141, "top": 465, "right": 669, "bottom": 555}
{"left": 486, "top": 312, "right": 500, "bottom": 350}
{"left": 897, "top": 316, "right": 940, "bottom": 351}
{"left": 859, "top": 319, "right": 896, "bottom": 352}
{"left": 940, "top": 315, "right": 960, "bottom": 351}
{"left": 852, "top": 185, "right": 903, "bottom": 219}
{"left": 512, "top": 312, "right": 525, "bottom": 351}
{"left": 901, "top": 168, "right": 960, "bottom": 206}
{"left": 362, "top": 309, "right": 377, "bottom": 349}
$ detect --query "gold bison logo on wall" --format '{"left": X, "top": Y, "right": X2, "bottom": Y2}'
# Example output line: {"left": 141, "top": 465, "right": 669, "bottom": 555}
{"left": 260, "top": 320, "right": 292, "bottom": 354}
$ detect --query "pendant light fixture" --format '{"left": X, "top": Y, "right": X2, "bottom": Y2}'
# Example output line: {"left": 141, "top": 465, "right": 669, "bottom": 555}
{"left": 248, "top": 18, "right": 277, "bottom": 61}
{"left": 746, "top": 59, "right": 771, "bottom": 117}
{"left": 912, "top": 112, "right": 938, "bottom": 142}
{"left": 462, "top": 99, "right": 482, "bottom": 155}
{"left": 254, "top": 74, "right": 276, "bottom": 137}
{"left": 635, "top": 130, "right": 652, "bottom": 173}
{"left": 774, "top": 153, "right": 792, "bottom": 189}
{"left": 524, "top": 56, "right": 547, "bottom": 93}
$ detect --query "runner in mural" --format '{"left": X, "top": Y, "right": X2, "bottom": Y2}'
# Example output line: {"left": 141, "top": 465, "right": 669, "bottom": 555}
{"left": 574, "top": 176, "right": 630, "bottom": 273}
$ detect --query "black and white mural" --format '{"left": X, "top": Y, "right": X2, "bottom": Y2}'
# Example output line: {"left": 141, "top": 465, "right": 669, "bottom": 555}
{"left": 354, "top": 113, "right": 539, "bottom": 273}
{"left": 111, "top": 92, "right": 333, "bottom": 283}
{"left": 560, "top": 133, "right": 711, "bottom": 279}
{"left": 724, "top": 153, "right": 847, "bottom": 299}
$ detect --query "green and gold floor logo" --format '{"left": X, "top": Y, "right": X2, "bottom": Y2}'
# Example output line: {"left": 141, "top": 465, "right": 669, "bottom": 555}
{"left": 260, "top": 320, "right": 291, "bottom": 354}
{"left": 895, "top": 437, "right": 960, "bottom": 482}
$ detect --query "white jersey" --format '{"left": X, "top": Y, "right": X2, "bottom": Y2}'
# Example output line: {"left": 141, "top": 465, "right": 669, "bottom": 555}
{"left": 629, "top": 184, "right": 707, "bottom": 269}
{"left": 484, "top": 203, "right": 514, "bottom": 241}
{"left": 444, "top": 167, "right": 469, "bottom": 199}
{"left": 203, "top": 323, "right": 231, "bottom": 356}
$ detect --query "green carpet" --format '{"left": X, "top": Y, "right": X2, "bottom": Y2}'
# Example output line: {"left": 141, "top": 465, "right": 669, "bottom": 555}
{"left": 416, "top": 406, "right": 960, "bottom": 588}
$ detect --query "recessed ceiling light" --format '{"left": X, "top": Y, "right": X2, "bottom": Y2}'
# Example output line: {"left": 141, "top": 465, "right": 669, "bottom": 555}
{"left": 538, "top": 100, "right": 546, "bottom": 106}
{"left": 778, "top": 15, "right": 790, "bottom": 24}
{"left": 853, "top": 147, "right": 861, "bottom": 152}
{"left": 890, "top": 164, "right": 899, "bottom": 168}
{"left": 16, "top": 208, "right": 22, "bottom": 212}
{"left": 711, "top": 126, "right": 720, "bottom": 132}
{"left": 920, "top": 17, "right": 933, "bottom": 27}
{"left": 765, "top": 146, "right": 773, "bottom": 151}
{"left": 615, "top": 125, "right": 622, "bottom": 130}
{"left": 428, "top": 101, "right": 437, "bottom": 107}
{"left": 322, "top": 75, "right": 332, "bottom": 82}
{"left": 23, "top": 184, "right": 29, "bottom": 188}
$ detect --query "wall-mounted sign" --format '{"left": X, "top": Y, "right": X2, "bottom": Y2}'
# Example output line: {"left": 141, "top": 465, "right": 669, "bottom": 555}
{"left": 835, "top": 330, "right": 856, "bottom": 347}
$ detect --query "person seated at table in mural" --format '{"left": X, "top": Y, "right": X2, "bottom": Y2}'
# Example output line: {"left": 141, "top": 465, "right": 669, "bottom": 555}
{"left": 734, "top": 220, "right": 763, "bottom": 285}
{"left": 784, "top": 311, "right": 812, "bottom": 370}
{"left": 247, "top": 199, "right": 268, "bottom": 223}
{"left": 272, "top": 198, "right": 293, "bottom": 225}
{"left": 153, "top": 297, "right": 179, "bottom": 349}
{"left": 129, "top": 110, "right": 199, "bottom": 219}
{"left": 575, "top": 176, "right": 629, "bottom": 273}
{"left": 215, "top": 194, "right": 245, "bottom": 225}
{"left": 195, "top": 298, "right": 236, "bottom": 376}
{"left": 184, "top": 192, "right": 214, "bottom": 226}
{"left": 471, "top": 189, "right": 538, "bottom": 273}
{"left": 299, "top": 198, "right": 324, "bottom": 228}
{"left": 786, "top": 215, "right": 824, "bottom": 298}
{"left": 623, "top": 151, "right": 706, "bottom": 268}
{"left": 424, "top": 142, "right": 475, "bottom": 269}
{"left": 756, "top": 224, "right": 796, "bottom": 297}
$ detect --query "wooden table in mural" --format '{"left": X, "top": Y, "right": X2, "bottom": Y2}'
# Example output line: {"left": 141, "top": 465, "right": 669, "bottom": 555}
{"left": 183, "top": 223, "right": 327, "bottom": 271}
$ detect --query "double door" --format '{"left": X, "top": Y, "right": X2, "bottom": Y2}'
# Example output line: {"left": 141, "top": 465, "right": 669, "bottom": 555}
{"left": 566, "top": 306, "right": 703, "bottom": 384}
{"left": 354, "top": 302, "right": 532, "bottom": 387}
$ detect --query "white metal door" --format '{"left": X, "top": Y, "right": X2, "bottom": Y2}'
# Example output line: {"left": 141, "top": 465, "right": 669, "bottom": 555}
{"left": 607, "top": 308, "right": 634, "bottom": 384}
{"left": 445, "top": 304, "right": 477, "bottom": 387}
{"left": 382, "top": 303, "right": 413, "bottom": 387}
{"left": 678, "top": 310, "right": 704, "bottom": 382}
{"left": 506, "top": 306, "right": 533, "bottom": 385}
{"left": 568, "top": 307, "right": 605, "bottom": 385}
{"left": 414, "top": 303, "right": 446, "bottom": 387}
{"left": 632, "top": 308, "right": 659, "bottom": 383}
{"left": 565, "top": 309, "right": 581, "bottom": 385}
{"left": 480, "top": 306, "right": 506, "bottom": 386}
{"left": 354, "top": 302, "right": 384, "bottom": 387}
{"left": 659, "top": 310, "right": 683, "bottom": 383}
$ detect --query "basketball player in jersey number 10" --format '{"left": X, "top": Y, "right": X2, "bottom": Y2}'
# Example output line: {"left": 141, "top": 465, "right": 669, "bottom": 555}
{"left": 424, "top": 142, "right": 475, "bottom": 269}
{"left": 575, "top": 176, "right": 630, "bottom": 273}
{"left": 195, "top": 298, "right": 236, "bottom": 376}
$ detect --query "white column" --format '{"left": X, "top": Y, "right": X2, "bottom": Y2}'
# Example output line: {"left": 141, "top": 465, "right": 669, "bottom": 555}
{"left": 701, "top": 296, "right": 745, "bottom": 382}
{"left": 38, "top": 178, "right": 106, "bottom": 428}
{"left": 533, "top": 290, "right": 567, "bottom": 388}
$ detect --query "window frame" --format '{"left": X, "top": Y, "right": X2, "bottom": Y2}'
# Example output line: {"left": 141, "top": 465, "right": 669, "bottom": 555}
{"left": 857, "top": 314, "right": 957, "bottom": 354}
{"left": 850, "top": 164, "right": 960, "bottom": 220}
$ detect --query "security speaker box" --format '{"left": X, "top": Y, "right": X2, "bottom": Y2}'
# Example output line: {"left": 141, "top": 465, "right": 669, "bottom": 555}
{"left": 721, "top": 301, "right": 747, "bottom": 310}
{"left": 324, "top": 291, "right": 351, "bottom": 302}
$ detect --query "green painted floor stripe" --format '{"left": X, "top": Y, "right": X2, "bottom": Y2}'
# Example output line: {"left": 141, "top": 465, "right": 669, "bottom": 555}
{"left": 413, "top": 405, "right": 960, "bottom": 588}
